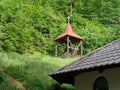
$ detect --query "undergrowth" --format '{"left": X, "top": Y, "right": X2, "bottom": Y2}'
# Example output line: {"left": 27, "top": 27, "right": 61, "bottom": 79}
{"left": 0, "top": 52, "right": 77, "bottom": 90}
{"left": 0, "top": 71, "right": 18, "bottom": 90}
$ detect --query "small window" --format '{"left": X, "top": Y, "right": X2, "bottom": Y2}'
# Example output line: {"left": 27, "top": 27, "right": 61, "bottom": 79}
{"left": 94, "top": 77, "right": 109, "bottom": 90}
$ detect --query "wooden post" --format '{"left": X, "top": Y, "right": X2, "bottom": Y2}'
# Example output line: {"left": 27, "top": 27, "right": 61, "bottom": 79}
{"left": 55, "top": 45, "right": 58, "bottom": 57}
{"left": 81, "top": 41, "right": 83, "bottom": 56}
{"left": 70, "top": 0, "right": 73, "bottom": 16}
{"left": 67, "top": 36, "right": 70, "bottom": 57}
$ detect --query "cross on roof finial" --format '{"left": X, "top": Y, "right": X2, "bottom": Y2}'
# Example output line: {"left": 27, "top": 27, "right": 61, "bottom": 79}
{"left": 67, "top": 16, "right": 70, "bottom": 23}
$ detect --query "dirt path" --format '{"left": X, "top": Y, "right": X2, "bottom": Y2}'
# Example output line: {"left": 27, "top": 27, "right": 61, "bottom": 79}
{"left": 0, "top": 66, "right": 26, "bottom": 90}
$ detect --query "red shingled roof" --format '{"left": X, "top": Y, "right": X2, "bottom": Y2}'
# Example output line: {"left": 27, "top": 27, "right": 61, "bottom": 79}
{"left": 54, "top": 22, "right": 83, "bottom": 43}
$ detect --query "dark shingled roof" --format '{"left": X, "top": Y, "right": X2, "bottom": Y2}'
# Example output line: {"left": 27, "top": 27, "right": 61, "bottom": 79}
{"left": 50, "top": 38, "right": 120, "bottom": 84}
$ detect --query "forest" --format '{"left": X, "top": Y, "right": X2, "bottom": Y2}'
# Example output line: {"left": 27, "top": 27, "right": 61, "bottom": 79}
{"left": 0, "top": 0, "right": 120, "bottom": 55}
{"left": 0, "top": 0, "right": 120, "bottom": 90}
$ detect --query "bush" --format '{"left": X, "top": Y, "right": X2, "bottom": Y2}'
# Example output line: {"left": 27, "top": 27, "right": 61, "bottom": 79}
{"left": 0, "top": 71, "right": 4, "bottom": 83}
{"left": 0, "top": 71, "right": 18, "bottom": 90}
{"left": 25, "top": 76, "right": 45, "bottom": 90}
{"left": 5, "top": 65, "right": 28, "bottom": 81}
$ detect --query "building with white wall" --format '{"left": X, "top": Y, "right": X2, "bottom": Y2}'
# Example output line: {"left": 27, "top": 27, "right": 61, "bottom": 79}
{"left": 50, "top": 39, "right": 120, "bottom": 90}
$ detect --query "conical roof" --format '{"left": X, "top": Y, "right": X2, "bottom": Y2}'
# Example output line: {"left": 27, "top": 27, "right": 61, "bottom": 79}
{"left": 54, "top": 22, "right": 83, "bottom": 43}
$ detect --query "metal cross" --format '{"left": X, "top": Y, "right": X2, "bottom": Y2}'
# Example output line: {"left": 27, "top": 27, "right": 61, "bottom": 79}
{"left": 67, "top": 16, "right": 70, "bottom": 23}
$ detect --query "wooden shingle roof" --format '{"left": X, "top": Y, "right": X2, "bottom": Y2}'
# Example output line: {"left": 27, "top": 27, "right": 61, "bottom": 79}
{"left": 50, "top": 39, "right": 120, "bottom": 84}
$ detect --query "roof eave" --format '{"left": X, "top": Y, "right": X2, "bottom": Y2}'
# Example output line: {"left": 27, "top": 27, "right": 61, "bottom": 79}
{"left": 49, "top": 63, "right": 120, "bottom": 84}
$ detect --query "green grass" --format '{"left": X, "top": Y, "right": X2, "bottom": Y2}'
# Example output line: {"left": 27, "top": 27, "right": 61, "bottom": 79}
{"left": 0, "top": 52, "right": 77, "bottom": 90}
{"left": 0, "top": 71, "right": 18, "bottom": 90}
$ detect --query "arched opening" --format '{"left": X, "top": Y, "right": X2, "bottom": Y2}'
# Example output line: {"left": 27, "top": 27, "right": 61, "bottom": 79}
{"left": 94, "top": 77, "right": 109, "bottom": 90}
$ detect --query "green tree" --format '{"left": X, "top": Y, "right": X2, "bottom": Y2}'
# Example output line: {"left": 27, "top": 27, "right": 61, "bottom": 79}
{"left": 0, "top": 0, "right": 120, "bottom": 55}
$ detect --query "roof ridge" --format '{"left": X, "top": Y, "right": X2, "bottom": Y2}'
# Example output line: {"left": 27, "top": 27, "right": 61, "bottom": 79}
{"left": 83, "top": 38, "right": 120, "bottom": 58}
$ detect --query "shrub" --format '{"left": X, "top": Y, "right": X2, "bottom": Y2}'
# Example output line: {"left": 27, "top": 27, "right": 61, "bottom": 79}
{"left": 5, "top": 65, "right": 28, "bottom": 81}
{"left": 25, "top": 76, "right": 45, "bottom": 90}
{"left": 0, "top": 71, "right": 18, "bottom": 90}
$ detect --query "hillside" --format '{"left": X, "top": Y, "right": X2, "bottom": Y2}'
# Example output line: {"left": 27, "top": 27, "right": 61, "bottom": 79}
{"left": 0, "top": 0, "right": 120, "bottom": 90}
{"left": 0, "top": 0, "right": 120, "bottom": 55}
{"left": 0, "top": 52, "right": 76, "bottom": 90}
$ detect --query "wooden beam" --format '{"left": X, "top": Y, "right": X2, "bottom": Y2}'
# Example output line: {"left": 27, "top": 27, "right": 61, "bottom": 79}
{"left": 72, "top": 41, "right": 83, "bottom": 56}
{"left": 81, "top": 41, "right": 83, "bottom": 56}
{"left": 69, "top": 39, "right": 73, "bottom": 46}
{"left": 55, "top": 45, "right": 58, "bottom": 57}
{"left": 67, "top": 36, "right": 70, "bottom": 56}
{"left": 77, "top": 41, "right": 82, "bottom": 48}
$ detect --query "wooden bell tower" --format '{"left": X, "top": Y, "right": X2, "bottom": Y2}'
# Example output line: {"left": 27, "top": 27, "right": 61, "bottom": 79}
{"left": 54, "top": 16, "right": 84, "bottom": 57}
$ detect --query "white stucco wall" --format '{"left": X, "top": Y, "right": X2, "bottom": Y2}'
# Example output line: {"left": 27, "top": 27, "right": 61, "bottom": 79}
{"left": 75, "top": 67, "right": 120, "bottom": 90}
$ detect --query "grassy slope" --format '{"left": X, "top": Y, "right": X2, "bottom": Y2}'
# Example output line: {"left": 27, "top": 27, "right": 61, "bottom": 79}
{"left": 0, "top": 52, "right": 77, "bottom": 90}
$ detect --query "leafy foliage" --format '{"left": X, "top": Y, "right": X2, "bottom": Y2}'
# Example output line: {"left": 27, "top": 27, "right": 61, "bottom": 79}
{"left": 0, "top": 0, "right": 120, "bottom": 55}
